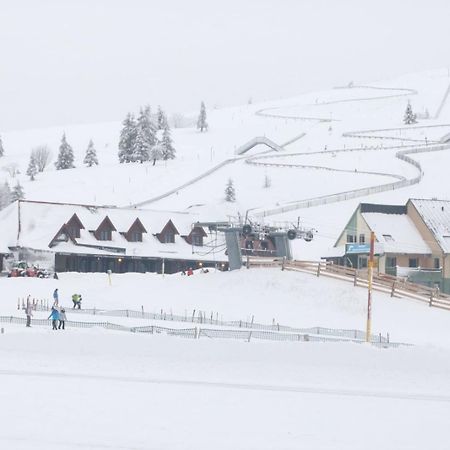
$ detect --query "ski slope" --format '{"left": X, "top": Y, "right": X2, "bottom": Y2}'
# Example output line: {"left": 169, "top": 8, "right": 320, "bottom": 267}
{"left": 1, "top": 269, "right": 450, "bottom": 449}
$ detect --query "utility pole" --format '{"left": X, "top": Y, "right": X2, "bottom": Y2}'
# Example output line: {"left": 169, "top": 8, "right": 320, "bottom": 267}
{"left": 366, "top": 231, "right": 375, "bottom": 342}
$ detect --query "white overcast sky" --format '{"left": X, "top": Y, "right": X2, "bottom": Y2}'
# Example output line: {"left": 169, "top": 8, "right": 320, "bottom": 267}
{"left": 1, "top": 0, "right": 449, "bottom": 130}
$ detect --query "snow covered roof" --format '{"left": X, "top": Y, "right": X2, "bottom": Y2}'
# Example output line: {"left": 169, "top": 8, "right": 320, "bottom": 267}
{"left": 362, "top": 212, "right": 431, "bottom": 255}
{"left": 409, "top": 199, "right": 450, "bottom": 254}
{"left": 0, "top": 200, "right": 228, "bottom": 262}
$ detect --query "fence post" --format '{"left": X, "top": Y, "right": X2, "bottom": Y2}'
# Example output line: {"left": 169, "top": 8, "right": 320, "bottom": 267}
{"left": 17, "top": 298, "right": 20, "bottom": 310}
{"left": 281, "top": 257, "right": 286, "bottom": 271}
{"left": 141, "top": 305, "right": 144, "bottom": 317}
{"left": 248, "top": 331, "right": 252, "bottom": 342}
{"left": 353, "top": 271, "right": 358, "bottom": 287}
{"left": 316, "top": 263, "right": 321, "bottom": 277}
{"left": 391, "top": 282, "right": 396, "bottom": 297}
{"left": 429, "top": 291, "right": 433, "bottom": 307}
{"left": 246, "top": 255, "right": 250, "bottom": 269}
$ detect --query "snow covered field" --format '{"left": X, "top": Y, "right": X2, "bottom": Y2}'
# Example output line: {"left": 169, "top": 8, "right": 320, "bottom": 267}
{"left": 1, "top": 269, "right": 450, "bottom": 449}
{"left": 2, "top": 68, "right": 450, "bottom": 449}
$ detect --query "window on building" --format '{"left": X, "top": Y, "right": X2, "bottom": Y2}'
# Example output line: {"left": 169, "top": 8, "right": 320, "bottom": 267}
{"left": 261, "top": 240, "right": 269, "bottom": 251}
{"left": 358, "top": 256, "right": 368, "bottom": 269}
{"left": 98, "top": 230, "right": 111, "bottom": 241}
{"left": 434, "top": 258, "right": 441, "bottom": 269}
{"left": 245, "top": 240, "right": 254, "bottom": 249}
{"left": 359, "top": 234, "right": 366, "bottom": 244}
{"left": 409, "top": 258, "right": 418, "bottom": 268}
{"left": 129, "top": 231, "right": 142, "bottom": 242}
{"left": 192, "top": 234, "right": 203, "bottom": 246}
{"left": 69, "top": 227, "right": 80, "bottom": 238}
{"left": 386, "top": 257, "right": 397, "bottom": 268}
{"left": 383, "top": 234, "right": 394, "bottom": 242}
{"left": 347, "top": 234, "right": 357, "bottom": 243}
{"left": 164, "top": 232, "right": 175, "bottom": 243}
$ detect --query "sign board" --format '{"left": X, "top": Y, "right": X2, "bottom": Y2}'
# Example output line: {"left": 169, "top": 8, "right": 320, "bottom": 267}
{"left": 345, "top": 243, "right": 384, "bottom": 255}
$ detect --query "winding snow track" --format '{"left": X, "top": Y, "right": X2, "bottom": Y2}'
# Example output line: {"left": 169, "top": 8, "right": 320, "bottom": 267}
{"left": 128, "top": 85, "right": 450, "bottom": 214}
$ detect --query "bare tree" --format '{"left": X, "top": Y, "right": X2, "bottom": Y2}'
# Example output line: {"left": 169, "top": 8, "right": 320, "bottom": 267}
{"left": 32, "top": 145, "right": 52, "bottom": 172}
{"left": 2, "top": 162, "right": 19, "bottom": 177}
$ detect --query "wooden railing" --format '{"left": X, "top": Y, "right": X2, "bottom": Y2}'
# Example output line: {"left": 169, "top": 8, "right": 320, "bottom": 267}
{"left": 246, "top": 258, "right": 450, "bottom": 311}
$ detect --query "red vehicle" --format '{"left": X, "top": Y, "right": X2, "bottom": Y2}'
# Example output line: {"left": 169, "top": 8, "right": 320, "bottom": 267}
{"left": 8, "top": 261, "right": 49, "bottom": 278}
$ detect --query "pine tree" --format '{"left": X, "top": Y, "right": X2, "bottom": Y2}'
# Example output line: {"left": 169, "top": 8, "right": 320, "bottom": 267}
{"left": 0, "top": 135, "right": 4, "bottom": 157}
{"left": 118, "top": 113, "right": 137, "bottom": 163}
{"left": 225, "top": 178, "right": 236, "bottom": 202}
{"left": 403, "top": 102, "right": 417, "bottom": 125}
{"left": 55, "top": 133, "right": 75, "bottom": 170}
{"left": 161, "top": 123, "right": 176, "bottom": 160}
{"left": 26, "top": 152, "right": 38, "bottom": 180}
{"left": 0, "top": 181, "right": 11, "bottom": 209}
{"left": 150, "top": 143, "right": 163, "bottom": 166}
{"left": 83, "top": 139, "right": 99, "bottom": 167}
{"left": 133, "top": 106, "right": 156, "bottom": 163}
{"left": 197, "top": 101, "right": 208, "bottom": 132}
{"left": 11, "top": 182, "right": 25, "bottom": 202}
{"left": 157, "top": 106, "right": 167, "bottom": 130}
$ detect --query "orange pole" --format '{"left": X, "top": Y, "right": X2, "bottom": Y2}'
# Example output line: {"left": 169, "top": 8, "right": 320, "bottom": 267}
{"left": 366, "top": 231, "right": 375, "bottom": 342}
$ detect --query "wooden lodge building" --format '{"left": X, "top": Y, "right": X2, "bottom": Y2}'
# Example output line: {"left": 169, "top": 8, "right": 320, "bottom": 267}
{"left": 327, "top": 199, "right": 450, "bottom": 293}
{"left": 0, "top": 200, "right": 228, "bottom": 274}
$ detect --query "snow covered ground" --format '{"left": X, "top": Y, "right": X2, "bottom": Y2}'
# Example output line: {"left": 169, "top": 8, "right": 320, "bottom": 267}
{"left": 1, "top": 269, "right": 450, "bottom": 449}
{"left": 2, "top": 69, "right": 450, "bottom": 449}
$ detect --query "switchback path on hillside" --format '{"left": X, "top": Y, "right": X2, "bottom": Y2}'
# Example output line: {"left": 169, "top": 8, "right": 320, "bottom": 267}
{"left": 128, "top": 84, "right": 450, "bottom": 215}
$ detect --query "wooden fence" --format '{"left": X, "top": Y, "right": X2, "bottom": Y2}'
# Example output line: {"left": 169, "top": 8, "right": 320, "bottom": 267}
{"left": 247, "top": 258, "right": 450, "bottom": 311}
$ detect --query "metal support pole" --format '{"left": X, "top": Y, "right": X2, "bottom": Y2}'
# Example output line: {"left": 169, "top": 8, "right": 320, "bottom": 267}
{"left": 366, "top": 231, "right": 375, "bottom": 342}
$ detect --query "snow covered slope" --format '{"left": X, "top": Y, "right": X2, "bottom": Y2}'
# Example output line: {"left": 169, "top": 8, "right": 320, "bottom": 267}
{"left": 2, "top": 70, "right": 450, "bottom": 255}
{"left": 1, "top": 268, "right": 450, "bottom": 450}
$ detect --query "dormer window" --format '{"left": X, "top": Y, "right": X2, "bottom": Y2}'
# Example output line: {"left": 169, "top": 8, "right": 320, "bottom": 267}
{"left": 125, "top": 218, "right": 147, "bottom": 242}
{"left": 94, "top": 216, "right": 116, "bottom": 242}
{"left": 66, "top": 214, "right": 84, "bottom": 238}
{"left": 156, "top": 220, "right": 179, "bottom": 244}
{"left": 98, "top": 230, "right": 111, "bottom": 241}
{"left": 69, "top": 227, "right": 80, "bottom": 238}
{"left": 130, "top": 231, "right": 142, "bottom": 242}
{"left": 164, "top": 232, "right": 175, "bottom": 243}
{"left": 192, "top": 233, "right": 203, "bottom": 246}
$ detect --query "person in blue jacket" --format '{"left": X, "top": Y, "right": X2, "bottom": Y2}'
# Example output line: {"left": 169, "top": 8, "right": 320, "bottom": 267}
{"left": 48, "top": 307, "right": 60, "bottom": 330}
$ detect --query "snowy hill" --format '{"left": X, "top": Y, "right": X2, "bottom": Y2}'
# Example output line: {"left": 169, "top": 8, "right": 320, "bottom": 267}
{"left": 2, "top": 69, "right": 450, "bottom": 260}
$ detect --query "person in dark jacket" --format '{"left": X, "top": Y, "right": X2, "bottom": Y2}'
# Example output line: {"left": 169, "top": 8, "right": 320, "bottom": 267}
{"left": 48, "top": 307, "right": 60, "bottom": 330}
{"left": 58, "top": 308, "right": 67, "bottom": 330}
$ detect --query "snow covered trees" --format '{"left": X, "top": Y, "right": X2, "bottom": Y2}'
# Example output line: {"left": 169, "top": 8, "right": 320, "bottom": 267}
{"left": 404, "top": 102, "right": 417, "bottom": 125}
{"left": 0, "top": 135, "right": 4, "bottom": 157}
{"left": 55, "top": 134, "right": 75, "bottom": 170}
{"left": 10, "top": 182, "right": 25, "bottom": 202}
{"left": 26, "top": 152, "right": 38, "bottom": 180}
{"left": 225, "top": 179, "right": 236, "bottom": 202}
{"left": 161, "top": 124, "right": 176, "bottom": 160}
{"left": 83, "top": 139, "right": 99, "bottom": 167}
{"left": 118, "top": 113, "right": 137, "bottom": 163}
{"left": 157, "top": 106, "right": 167, "bottom": 130}
{"left": 0, "top": 182, "right": 11, "bottom": 209}
{"left": 197, "top": 101, "right": 208, "bottom": 132}
{"left": 133, "top": 106, "right": 156, "bottom": 163}
{"left": 118, "top": 106, "right": 176, "bottom": 164}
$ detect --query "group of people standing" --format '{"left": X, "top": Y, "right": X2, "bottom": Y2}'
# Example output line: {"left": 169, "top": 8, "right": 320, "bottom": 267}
{"left": 48, "top": 305, "right": 67, "bottom": 330}
{"left": 23, "top": 288, "right": 83, "bottom": 330}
